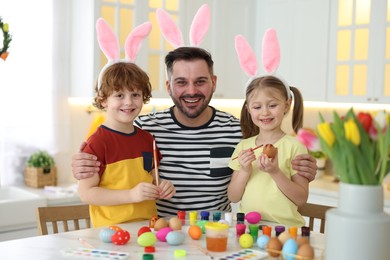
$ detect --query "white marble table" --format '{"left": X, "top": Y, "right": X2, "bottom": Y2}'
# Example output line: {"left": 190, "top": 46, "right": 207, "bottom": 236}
{"left": 0, "top": 220, "right": 325, "bottom": 259}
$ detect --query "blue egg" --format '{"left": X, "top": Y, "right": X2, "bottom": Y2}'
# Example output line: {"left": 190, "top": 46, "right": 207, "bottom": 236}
{"left": 99, "top": 228, "right": 116, "bottom": 243}
{"left": 282, "top": 238, "right": 298, "bottom": 260}
{"left": 256, "top": 235, "right": 270, "bottom": 249}
{"left": 166, "top": 230, "right": 185, "bottom": 245}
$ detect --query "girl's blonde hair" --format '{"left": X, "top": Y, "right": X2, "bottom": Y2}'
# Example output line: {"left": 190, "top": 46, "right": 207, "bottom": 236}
{"left": 240, "top": 75, "right": 304, "bottom": 139}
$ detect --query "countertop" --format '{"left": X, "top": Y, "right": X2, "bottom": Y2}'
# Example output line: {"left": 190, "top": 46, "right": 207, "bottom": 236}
{"left": 12, "top": 183, "right": 82, "bottom": 206}
{"left": 309, "top": 175, "right": 390, "bottom": 211}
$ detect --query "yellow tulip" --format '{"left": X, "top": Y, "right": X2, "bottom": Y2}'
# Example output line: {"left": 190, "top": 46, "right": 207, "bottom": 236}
{"left": 317, "top": 122, "right": 335, "bottom": 147}
{"left": 344, "top": 119, "right": 360, "bottom": 146}
{"left": 3, "top": 23, "right": 9, "bottom": 33}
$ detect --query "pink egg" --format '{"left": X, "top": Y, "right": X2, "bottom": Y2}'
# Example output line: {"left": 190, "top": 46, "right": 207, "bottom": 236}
{"left": 245, "top": 211, "right": 262, "bottom": 224}
{"left": 156, "top": 227, "right": 173, "bottom": 242}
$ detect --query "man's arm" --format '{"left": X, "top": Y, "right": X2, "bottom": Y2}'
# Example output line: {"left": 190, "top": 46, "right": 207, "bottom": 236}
{"left": 291, "top": 154, "right": 318, "bottom": 182}
{"left": 71, "top": 142, "right": 100, "bottom": 180}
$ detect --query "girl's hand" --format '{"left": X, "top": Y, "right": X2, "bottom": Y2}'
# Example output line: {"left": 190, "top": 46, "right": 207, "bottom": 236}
{"left": 238, "top": 148, "right": 256, "bottom": 171}
{"left": 258, "top": 153, "right": 280, "bottom": 174}
{"left": 158, "top": 179, "right": 176, "bottom": 199}
{"left": 130, "top": 182, "right": 160, "bottom": 202}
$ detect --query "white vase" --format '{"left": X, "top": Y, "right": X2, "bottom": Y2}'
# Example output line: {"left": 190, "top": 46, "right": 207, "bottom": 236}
{"left": 325, "top": 183, "right": 390, "bottom": 260}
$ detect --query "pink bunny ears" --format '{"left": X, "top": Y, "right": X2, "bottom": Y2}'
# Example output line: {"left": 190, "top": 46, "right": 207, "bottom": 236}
{"left": 156, "top": 4, "right": 210, "bottom": 48}
{"left": 235, "top": 28, "right": 290, "bottom": 98}
{"left": 96, "top": 18, "right": 152, "bottom": 89}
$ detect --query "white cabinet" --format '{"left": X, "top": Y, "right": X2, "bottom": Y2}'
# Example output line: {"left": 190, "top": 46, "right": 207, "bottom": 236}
{"left": 161, "top": 0, "right": 257, "bottom": 99}
{"left": 255, "top": 0, "right": 330, "bottom": 102}
{"left": 327, "top": 0, "right": 390, "bottom": 103}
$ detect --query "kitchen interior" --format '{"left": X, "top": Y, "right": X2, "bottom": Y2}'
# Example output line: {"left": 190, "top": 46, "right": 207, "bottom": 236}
{"left": 1, "top": 0, "right": 390, "bottom": 242}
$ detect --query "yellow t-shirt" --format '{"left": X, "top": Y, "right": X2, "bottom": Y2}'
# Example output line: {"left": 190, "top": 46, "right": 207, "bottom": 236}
{"left": 229, "top": 135, "right": 307, "bottom": 227}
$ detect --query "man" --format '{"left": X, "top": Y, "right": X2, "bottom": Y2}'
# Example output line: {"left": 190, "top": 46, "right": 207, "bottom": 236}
{"left": 72, "top": 47, "right": 317, "bottom": 217}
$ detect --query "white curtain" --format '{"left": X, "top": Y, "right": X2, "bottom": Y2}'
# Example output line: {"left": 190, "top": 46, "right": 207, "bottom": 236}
{"left": 0, "top": 0, "right": 71, "bottom": 185}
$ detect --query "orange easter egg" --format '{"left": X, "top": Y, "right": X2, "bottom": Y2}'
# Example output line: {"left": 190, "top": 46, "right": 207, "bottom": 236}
{"left": 188, "top": 225, "right": 202, "bottom": 240}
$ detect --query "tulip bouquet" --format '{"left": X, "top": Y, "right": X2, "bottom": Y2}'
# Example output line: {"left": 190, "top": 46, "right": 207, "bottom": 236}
{"left": 316, "top": 109, "right": 390, "bottom": 185}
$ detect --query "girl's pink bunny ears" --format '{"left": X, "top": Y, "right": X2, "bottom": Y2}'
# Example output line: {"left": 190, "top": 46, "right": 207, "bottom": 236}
{"left": 156, "top": 4, "right": 210, "bottom": 48}
{"left": 96, "top": 18, "right": 152, "bottom": 90}
{"left": 235, "top": 28, "right": 290, "bottom": 98}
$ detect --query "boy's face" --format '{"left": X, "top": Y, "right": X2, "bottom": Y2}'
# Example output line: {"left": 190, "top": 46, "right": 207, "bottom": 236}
{"left": 166, "top": 59, "right": 216, "bottom": 119}
{"left": 102, "top": 88, "right": 143, "bottom": 132}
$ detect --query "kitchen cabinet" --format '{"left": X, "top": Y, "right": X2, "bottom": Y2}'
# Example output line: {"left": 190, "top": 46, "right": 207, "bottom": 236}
{"left": 151, "top": 0, "right": 256, "bottom": 99}
{"left": 255, "top": 0, "right": 330, "bottom": 102}
{"left": 327, "top": 0, "right": 390, "bottom": 103}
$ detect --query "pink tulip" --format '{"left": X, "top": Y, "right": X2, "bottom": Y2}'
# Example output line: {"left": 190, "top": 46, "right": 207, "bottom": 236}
{"left": 296, "top": 128, "right": 322, "bottom": 151}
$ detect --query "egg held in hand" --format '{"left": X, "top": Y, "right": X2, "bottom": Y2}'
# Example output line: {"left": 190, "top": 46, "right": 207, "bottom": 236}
{"left": 263, "top": 144, "right": 277, "bottom": 158}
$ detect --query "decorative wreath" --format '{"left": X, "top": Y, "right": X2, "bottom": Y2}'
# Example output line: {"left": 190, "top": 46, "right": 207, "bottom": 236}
{"left": 0, "top": 17, "right": 12, "bottom": 61}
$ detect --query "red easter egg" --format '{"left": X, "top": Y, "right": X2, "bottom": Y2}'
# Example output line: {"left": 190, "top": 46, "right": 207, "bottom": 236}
{"left": 138, "top": 226, "right": 152, "bottom": 237}
{"left": 112, "top": 230, "right": 130, "bottom": 245}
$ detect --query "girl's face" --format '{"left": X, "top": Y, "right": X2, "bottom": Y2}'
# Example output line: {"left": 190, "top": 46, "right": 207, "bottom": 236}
{"left": 246, "top": 88, "right": 291, "bottom": 132}
{"left": 102, "top": 88, "right": 143, "bottom": 132}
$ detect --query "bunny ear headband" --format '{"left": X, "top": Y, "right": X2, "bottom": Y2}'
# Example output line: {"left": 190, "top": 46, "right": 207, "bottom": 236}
{"left": 235, "top": 28, "right": 291, "bottom": 98}
{"left": 96, "top": 18, "right": 152, "bottom": 90}
{"left": 156, "top": 4, "right": 211, "bottom": 48}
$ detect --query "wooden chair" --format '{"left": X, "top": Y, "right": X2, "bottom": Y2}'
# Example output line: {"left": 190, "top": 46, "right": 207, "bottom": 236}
{"left": 36, "top": 204, "right": 91, "bottom": 235}
{"left": 298, "top": 203, "right": 333, "bottom": 233}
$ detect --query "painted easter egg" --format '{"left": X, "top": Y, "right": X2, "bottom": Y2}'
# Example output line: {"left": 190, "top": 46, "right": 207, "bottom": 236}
{"left": 257, "top": 235, "right": 270, "bottom": 249}
{"left": 282, "top": 238, "right": 298, "bottom": 260}
{"left": 188, "top": 225, "right": 202, "bottom": 240}
{"left": 156, "top": 227, "right": 173, "bottom": 242}
{"left": 239, "top": 233, "right": 254, "bottom": 248}
{"left": 138, "top": 226, "right": 152, "bottom": 237}
{"left": 137, "top": 232, "right": 157, "bottom": 247}
{"left": 108, "top": 225, "right": 122, "bottom": 231}
{"left": 166, "top": 230, "right": 185, "bottom": 245}
{"left": 245, "top": 211, "right": 262, "bottom": 224}
{"left": 99, "top": 227, "right": 116, "bottom": 243}
{"left": 111, "top": 230, "right": 130, "bottom": 245}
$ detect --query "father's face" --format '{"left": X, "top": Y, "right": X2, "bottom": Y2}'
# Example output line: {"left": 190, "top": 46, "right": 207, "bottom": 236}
{"left": 166, "top": 59, "right": 216, "bottom": 119}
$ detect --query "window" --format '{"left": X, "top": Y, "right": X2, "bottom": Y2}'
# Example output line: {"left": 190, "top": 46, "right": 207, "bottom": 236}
{"left": 99, "top": 0, "right": 179, "bottom": 96}
{"left": 0, "top": 1, "right": 60, "bottom": 186}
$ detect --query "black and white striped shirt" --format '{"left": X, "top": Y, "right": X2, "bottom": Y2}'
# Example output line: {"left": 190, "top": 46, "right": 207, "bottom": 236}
{"left": 135, "top": 106, "right": 242, "bottom": 217}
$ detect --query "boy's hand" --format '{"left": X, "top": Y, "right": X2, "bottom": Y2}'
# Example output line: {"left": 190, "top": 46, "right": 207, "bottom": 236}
{"left": 130, "top": 182, "right": 160, "bottom": 202}
{"left": 158, "top": 179, "right": 176, "bottom": 199}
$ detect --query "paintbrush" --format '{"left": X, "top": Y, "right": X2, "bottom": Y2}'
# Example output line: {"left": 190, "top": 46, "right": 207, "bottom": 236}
{"left": 153, "top": 138, "right": 160, "bottom": 186}
{"left": 231, "top": 144, "right": 263, "bottom": 160}
{"left": 193, "top": 243, "right": 214, "bottom": 259}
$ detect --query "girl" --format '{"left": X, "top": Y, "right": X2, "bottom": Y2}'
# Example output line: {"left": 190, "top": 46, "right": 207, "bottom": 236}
{"left": 227, "top": 75, "right": 308, "bottom": 226}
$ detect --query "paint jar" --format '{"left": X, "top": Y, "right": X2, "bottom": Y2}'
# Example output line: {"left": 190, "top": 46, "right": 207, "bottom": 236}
{"left": 189, "top": 211, "right": 198, "bottom": 226}
{"left": 205, "top": 222, "right": 229, "bottom": 252}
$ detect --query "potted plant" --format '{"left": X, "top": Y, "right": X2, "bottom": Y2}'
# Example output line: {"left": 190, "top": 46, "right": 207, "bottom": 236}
{"left": 24, "top": 150, "right": 57, "bottom": 188}
{"left": 316, "top": 109, "right": 390, "bottom": 259}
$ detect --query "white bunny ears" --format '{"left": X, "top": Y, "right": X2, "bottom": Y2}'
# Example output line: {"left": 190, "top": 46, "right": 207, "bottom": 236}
{"left": 156, "top": 4, "right": 210, "bottom": 48}
{"left": 96, "top": 18, "right": 152, "bottom": 90}
{"left": 235, "top": 28, "right": 290, "bottom": 98}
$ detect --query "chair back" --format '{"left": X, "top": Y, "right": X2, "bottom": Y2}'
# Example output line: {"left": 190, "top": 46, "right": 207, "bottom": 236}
{"left": 298, "top": 203, "right": 333, "bottom": 233}
{"left": 36, "top": 204, "right": 91, "bottom": 235}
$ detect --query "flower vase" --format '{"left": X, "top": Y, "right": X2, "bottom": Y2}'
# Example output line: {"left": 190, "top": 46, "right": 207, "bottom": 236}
{"left": 325, "top": 182, "right": 390, "bottom": 260}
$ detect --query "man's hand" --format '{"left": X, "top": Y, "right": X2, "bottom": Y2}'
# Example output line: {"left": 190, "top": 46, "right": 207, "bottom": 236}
{"left": 292, "top": 154, "right": 318, "bottom": 182}
{"left": 71, "top": 142, "right": 100, "bottom": 180}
